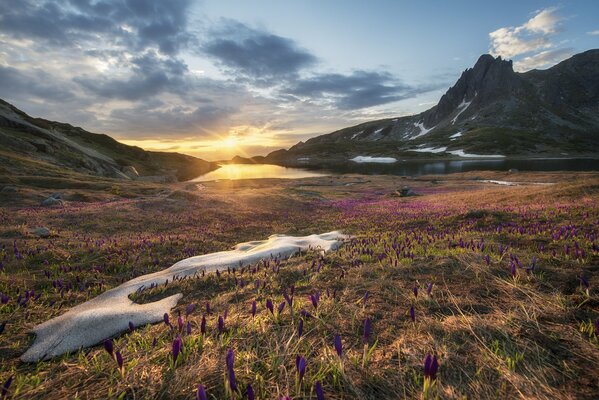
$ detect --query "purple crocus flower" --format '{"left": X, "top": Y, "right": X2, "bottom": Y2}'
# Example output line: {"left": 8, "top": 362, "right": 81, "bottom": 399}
{"left": 226, "top": 348, "right": 237, "bottom": 391}
{"left": 296, "top": 355, "right": 307, "bottom": 381}
{"left": 484, "top": 254, "right": 490, "bottom": 265}
{"left": 363, "top": 318, "right": 371, "bottom": 344}
{"left": 103, "top": 339, "right": 114, "bottom": 358}
{"left": 283, "top": 291, "right": 293, "bottom": 307}
{"left": 172, "top": 335, "right": 182, "bottom": 364}
{"left": 278, "top": 301, "right": 285, "bottom": 315}
{"left": 196, "top": 385, "right": 207, "bottom": 400}
{"left": 334, "top": 334, "right": 342, "bottom": 357}
{"left": 247, "top": 383, "right": 255, "bottom": 400}
{"left": 315, "top": 381, "right": 324, "bottom": 400}
{"left": 298, "top": 318, "right": 304, "bottom": 337}
{"left": 413, "top": 285, "right": 418, "bottom": 298}
{"left": 426, "top": 282, "right": 433, "bottom": 296}
{"left": 187, "top": 321, "right": 192, "bottom": 335}
{"left": 116, "top": 350, "right": 124, "bottom": 371}
{"left": 410, "top": 306, "right": 415, "bottom": 322}
{"left": 206, "top": 302, "right": 211, "bottom": 314}
{"left": 152, "top": 337, "right": 158, "bottom": 348}
{"left": 186, "top": 303, "right": 195, "bottom": 317}
{"left": 251, "top": 300, "right": 257, "bottom": 317}
{"left": 128, "top": 321, "right": 135, "bottom": 332}
{"left": 266, "top": 299, "right": 274, "bottom": 314}
{"left": 201, "top": 315, "right": 206, "bottom": 335}
{"left": 0, "top": 322, "right": 4, "bottom": 335}
{"left": 218, "top": 316, "right": 225, "bottom": 334}
{"left": 163, "top": 313, "right": 171, "bottom": 327}
{"left": 424, "top": 354, "right": 439, "bottom": 380}
{"left": 362, "top": 291, "right": 369, "bottom": 306}
{"left": 309, "top": 294, "right": 319, "bottom": 310}
{"left": 1, "top": 376, "right": 13, "bottom": 399}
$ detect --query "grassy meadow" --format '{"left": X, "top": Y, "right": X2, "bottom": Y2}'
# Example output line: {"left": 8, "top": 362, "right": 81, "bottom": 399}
{"left": 0, "top": 171, "right": 598, "bottom": 399}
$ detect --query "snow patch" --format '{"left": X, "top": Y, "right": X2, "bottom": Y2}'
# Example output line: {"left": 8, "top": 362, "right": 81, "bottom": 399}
{"left": 410, "top": 121, "right": 435, "bottom": 140}
{"left": 350, "top": 156, "right": 397, "bottom": 163}
{"left": 451, "top": 100, "right": 472, "bottom": 124}
{"left": 350, "top": 130, "right": 363, "bottom": 140}
{"left": 449, "top": 131, "right": 463, "bottom": 139}
{"left": 22, "top": 232, "right": 347, "bottom": 361}
{"left": 447, "top": 149, "right": 505, "bottom": 158}
{"left": 408, "top": 146, "right": 447, "bottom": 154}
{"left": 297, "top": 157, "right": 310, "bottom": 161}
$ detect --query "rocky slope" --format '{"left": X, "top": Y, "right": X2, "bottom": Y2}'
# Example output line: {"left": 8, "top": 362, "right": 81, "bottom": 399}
{"left": 265, "top": 49, "right": 599, "bottom": 165}
{"left": 0, "top": 99, "right": 216, "bottom": 181}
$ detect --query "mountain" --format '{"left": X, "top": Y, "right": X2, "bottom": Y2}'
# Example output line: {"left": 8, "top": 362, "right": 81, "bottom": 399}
{"left": 264, "top": 49, "right": 599, "bottom": 165}
{"left": 0, "top": 99, "right": 216, "bottom": 181}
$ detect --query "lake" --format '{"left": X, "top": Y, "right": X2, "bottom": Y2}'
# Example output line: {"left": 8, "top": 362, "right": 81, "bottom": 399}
{"left": 192, "top": 164, "right": 328, "bottom": 181}
{"left": 193, "top": 158, "right": 599, "bottom": 181}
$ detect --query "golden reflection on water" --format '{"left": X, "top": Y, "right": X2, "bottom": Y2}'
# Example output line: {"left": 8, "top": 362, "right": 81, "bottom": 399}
{"left": 193, "top": 164, "right": 327, "bottom": 182}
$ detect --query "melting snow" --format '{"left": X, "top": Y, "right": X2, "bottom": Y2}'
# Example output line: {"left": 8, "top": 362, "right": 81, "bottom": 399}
{"left": 410, "top": 121, "right": 435, "bottom": 140}
{"left": 350, "top": 130, "right": 363, "bottom": 140}
{"left": 451, "top": 100, "right": 472, "bottom": 124}
{"left": 449, "top": 131, "right": 463, "bottom": 139}
{"left": 447, "top": 149, "right": 505, "bottom": 158}
{"left": 408, "top": 146, "right": 447, "bottom": 154}
{"left": 350, "top": 156, "right": 397, "bottom": 163}
{"left": 21, "top": 232, "right": 347, "bottom": 361}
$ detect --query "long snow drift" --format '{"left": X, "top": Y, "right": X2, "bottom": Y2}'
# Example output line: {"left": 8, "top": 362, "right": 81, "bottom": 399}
{"left": 350, "top": 156, "right": 397, "bottom": 163}
{"left": 21, "top": 232, "right": 346, "bottom": 362}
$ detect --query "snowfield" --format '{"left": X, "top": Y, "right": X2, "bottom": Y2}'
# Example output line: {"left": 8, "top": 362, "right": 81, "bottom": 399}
{"left": 447, "top": 149, "right": 505, "bottom": 158}
{"left": 350, "top": 156, "right": 397, "bottom": 163}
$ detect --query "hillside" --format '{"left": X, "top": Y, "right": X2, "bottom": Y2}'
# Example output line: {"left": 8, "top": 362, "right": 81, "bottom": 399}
{"left": 0, "top": 99, "right": 216, "bottom": 181}
{"left": 264, "top": 50, "right": 599, "bottom": 165}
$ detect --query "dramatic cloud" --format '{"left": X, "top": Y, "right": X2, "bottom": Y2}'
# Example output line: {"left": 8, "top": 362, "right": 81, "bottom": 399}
{"left": 489, "top": 8, "right": 572, "bottom": 71}
{"left": 514, "top": 48, "right": 574, "bottom": 72}
{"left": 0, "top": 0, "right": 193, "bottom": 55}
{"left": 489, "top": 8, "right": 561, "bottom": 58}
{"left": 286, "top": 71, "right": 440, "bottom": 110}
{"left": 202, "top": 20, "right": 317, "bottom": 84}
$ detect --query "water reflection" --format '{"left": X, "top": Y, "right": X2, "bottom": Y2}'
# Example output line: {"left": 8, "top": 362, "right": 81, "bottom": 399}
{"left": 193, "top": 164, "right": 328, "bottom": 182}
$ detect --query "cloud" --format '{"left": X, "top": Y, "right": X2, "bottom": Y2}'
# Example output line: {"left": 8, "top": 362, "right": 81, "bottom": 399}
{"left": 74, "top": 51, "right": 189, "bottom": 100}
{"left": 202, "top": 20, "right": 317, "bottom": 84}
{"left": 0, "top": 0, "right": 194, "bottom": 55}
{"left": 588, "top": 30, "right": 599, "bottom": 36}
{"left": 514, "top": 48, "right": 574, "bottom": 72}
{"left": 489, "top": 8, "right": 562, "bottom": 58}
{"left": 286, "top": 71, "right": 440, "bottom": 110}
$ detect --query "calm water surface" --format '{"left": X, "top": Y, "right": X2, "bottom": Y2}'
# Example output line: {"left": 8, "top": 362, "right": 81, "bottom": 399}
{"left": 193, "top": 159, "right": 599, "bottom": 181}
{"left": 192, "top": 164, "right": 328, "bottom": 182}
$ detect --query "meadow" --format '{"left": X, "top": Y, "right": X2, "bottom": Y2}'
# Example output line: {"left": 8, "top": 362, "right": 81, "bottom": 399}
{"left": 0, "top": 171, "right": 598, "bottom": 399}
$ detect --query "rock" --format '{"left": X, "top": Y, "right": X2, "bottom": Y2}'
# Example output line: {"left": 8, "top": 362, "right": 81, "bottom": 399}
{"left": 50, "top": 192, "right": 62, "bottom": 199}
{"left": 122, "top": 166, "right": 139, "bottom": 179}
{"left": 509, "top": 168, "right": 519, "bottom": 173}
{"left": 1, "top": 185, "right": 18, "bottom": 193}
{"left": 398, "top": 186, "right": 416, "bottom": 197}
{"left": 29, "top": 227, "right": 50, "bottom": 238}
{"left": 41, "top": 197, "right": 63, "bottom": 207}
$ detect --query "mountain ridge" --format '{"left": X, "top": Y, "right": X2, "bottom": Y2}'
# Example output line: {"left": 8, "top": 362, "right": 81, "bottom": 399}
{"left": 262, "top": 49, "right": 599, "bottom": 165}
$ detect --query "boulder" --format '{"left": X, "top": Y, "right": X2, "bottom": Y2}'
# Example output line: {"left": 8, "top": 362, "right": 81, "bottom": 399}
{"left": 1, "top": 185, "right": 18, "bottom": 193}
{"left": 41, "top": 197, "right": 63, "bottom": 207}
{"left": 29, "top": 227, "right": 51, "bottom": 238}
{"left": 398, "top": 186, "right": 416, "bottom": 197}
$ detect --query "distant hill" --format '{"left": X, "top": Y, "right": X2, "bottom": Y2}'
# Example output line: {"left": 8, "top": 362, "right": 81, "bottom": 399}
{"left": 0, "top": 99, "right": 216, "bottom": 181}
{"left": 263, "top": 49, "right": 599, "bottom": 165}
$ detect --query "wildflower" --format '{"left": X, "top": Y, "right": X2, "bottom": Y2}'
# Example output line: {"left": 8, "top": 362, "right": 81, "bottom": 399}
{"left": 363, "top": 318, "right": 371, "bottom": 344}
{"left": 424, "top": 354, "right": 439, "bottom": 380}
{"left": 362, "top": 291, "right": 369, "bottom": 306}
{"left": 187, "top": 321, "right": 192, "bottom": 335}
{"left": 1, "top": 376, "right": 13, "bottom": 399}
{"left": 298, "top": 319, "right": 304, "bottom": 337}
{"left": 201, "top": 315, "right": 206, "bottom": 335}
{"left": 196, "top": 385, "right": 207, "bottom": 400}
{"left": 226, "top": 348, "right": 237, "bottom": 391}
{"left": 172, "top": 335, "right": 182, "bottom": 365}
{"left": 278, "top": 301, "right": 285, "bottom": 315}
{"left": 266, "top": 299, "right": 274, "bottom": 314}
{"left": 218, "top": 316, "right": 225, "bottom": 334}
{"left": 283, "top": 291, "right": 293, "bottom": 307}
{"left": 413, "top": 285, "right": 418, "bottom": 298}
{"left": 186, "top": 303, "right": 195, "bottom": 317}
{"left": 309, "top": 293, "right": 319, "bottom": 310}
{"left": 103, "top": 339, "right": 114, "bottom": 358}
{"left": 152, "top": 337, "right": 157, "bottom": 347}
{"left": 410, "top": 306, "right": 415, "bottom": 322}
{"left": 178, "top": 315, "right": 184, "bottom": 332}
{"left": 247, "top": 384, "right": 255, "bottom": 400}
{"left": 251, "top": 300, "right": 257, "bottom": 317}
{"left": 334, "top": 334, "right": 342, "bottom": 357}
{"left": 426, "top": 282, "right": 433, "bottom": 296}
{"left": 128, "top": 321, "right": 135, "bottom": 332}
{"left": 296, "top": 355, "right": 307, "bottom": 382}
{"left": 163, "top": 313, "right": 171, "bottom": 327}
{"left": 315, "top": 381, "right": 324, "bottom": 400}
{"left": 116, "top": 350, "right": 124, "bottom": 372}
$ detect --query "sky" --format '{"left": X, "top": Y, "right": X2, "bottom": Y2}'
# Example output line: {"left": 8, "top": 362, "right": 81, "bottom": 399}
{"left": 1, "top": 1, "right": 598, "bottom": 160}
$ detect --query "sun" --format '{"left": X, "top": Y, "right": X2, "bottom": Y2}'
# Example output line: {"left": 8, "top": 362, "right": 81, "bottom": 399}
{"left": 221, "top": 136, "right": 239, "bottom": 148}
